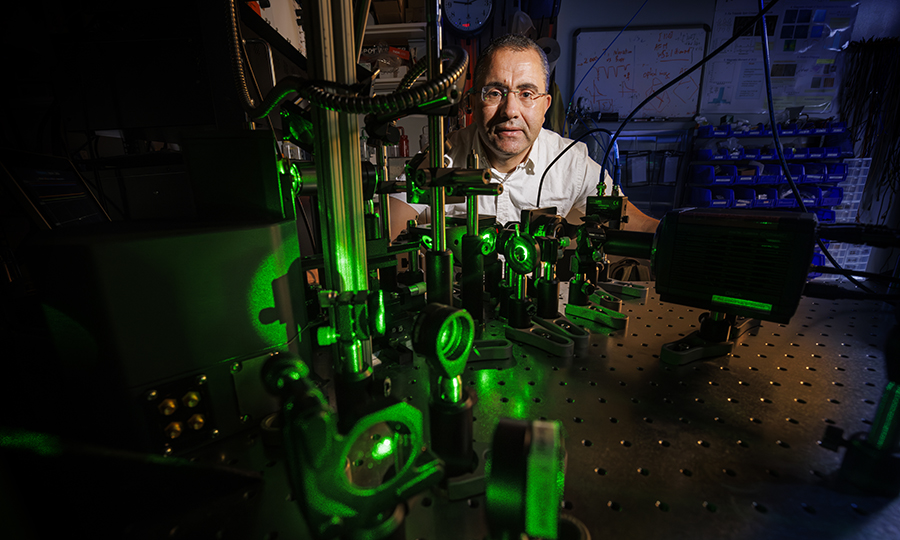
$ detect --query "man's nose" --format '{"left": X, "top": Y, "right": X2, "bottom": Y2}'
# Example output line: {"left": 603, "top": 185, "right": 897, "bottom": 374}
{"left": 499, "top": 92, "right": 521, "bottom": 118}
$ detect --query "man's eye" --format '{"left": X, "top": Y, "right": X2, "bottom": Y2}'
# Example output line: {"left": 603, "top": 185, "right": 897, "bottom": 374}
{"left": 486, "top": 90, "right": 503, "bottom": 99}
{"left": 520, "top": 90, "right": 535, "bottom": 99}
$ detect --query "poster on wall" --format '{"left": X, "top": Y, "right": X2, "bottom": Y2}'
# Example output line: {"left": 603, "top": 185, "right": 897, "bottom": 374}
{"left": 700, "top": 0, "right": 858, "bottom": 115}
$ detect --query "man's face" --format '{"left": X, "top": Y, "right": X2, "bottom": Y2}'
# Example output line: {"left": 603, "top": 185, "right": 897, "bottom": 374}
{"left": 473, "top": 47, "right": 551, "bottom": 167}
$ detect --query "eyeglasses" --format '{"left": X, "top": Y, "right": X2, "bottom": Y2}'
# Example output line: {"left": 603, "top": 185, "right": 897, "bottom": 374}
{"left": 479, "top": 86, "right": 548, "bottom": 108}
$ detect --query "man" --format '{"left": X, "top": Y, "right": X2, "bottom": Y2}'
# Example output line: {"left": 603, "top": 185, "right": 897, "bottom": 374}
{"left": 390, "top": 34, "right": 658, "bottom": 236}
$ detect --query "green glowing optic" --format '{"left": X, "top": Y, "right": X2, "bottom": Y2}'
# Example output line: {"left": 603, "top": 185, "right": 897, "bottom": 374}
{"left": 372, "top": 437, "right": 394, "bottom": 460}
{"left": 872, "top": 382, "right": 900, "bottom": 451}
{"left": 480, "top": 228, "right": 497, "bottom": 255}
{"left": 374, "top": 290, "right": 387, "bottom": 336}
{"left": 514, "top": 245, "right": 531, "bottom": 264}
{"left": 422, "top": 234, "right": 434, "bottom": 250}
{"left": 711, "top": 295, "right": 773, "bottom": 314}
{"left": 438, "top": 323, "right": 464, "bottom": 359}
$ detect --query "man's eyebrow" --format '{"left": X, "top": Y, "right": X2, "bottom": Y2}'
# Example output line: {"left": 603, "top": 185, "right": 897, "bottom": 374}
{"left": 483, "top": 81, "right": 541, "bottom": 91}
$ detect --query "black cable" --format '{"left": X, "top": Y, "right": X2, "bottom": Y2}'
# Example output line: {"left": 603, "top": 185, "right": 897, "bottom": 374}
{"left": 297, "top": 197, "right": 317, "bottom": 252}
{"left": 535, "top": 127, "right": 614, "bottom": 207}
{"left": 536, "top": 125, "right": 615, "bottom": 207}
{"left": 756, "top": 0, "right": 875, "bottom": 295}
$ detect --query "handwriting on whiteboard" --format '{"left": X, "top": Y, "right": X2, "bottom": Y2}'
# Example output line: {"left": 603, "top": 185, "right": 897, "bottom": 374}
{"left": 574, "top": 27, "right": 707, "bottom": 118}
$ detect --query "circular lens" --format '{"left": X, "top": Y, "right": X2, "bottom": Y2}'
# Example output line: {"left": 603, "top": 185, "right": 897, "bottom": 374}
{"left": 345, "top": 421, "right": 413, "bottom": 489}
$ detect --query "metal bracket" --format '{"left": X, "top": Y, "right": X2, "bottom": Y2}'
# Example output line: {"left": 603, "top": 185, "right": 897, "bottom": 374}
{"left": 659, "top": 330, "right": 735, "bottom": 365}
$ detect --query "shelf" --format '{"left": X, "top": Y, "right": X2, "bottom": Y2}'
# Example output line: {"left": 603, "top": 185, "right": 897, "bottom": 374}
{"left": 362, "top": 22, "right": 426, "bottom": 45}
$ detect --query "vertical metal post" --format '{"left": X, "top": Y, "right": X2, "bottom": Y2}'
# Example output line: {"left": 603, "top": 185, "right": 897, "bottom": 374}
{"left": 466, "top": 152, "right": 479, "bottom": 236}
{"left": 304, "top": 0, "right": 371, "bottom": 376}
{"left": 376, "top": 145, "right": 392, "bottom": 241}
{"left": 425, "top": 0, "right": 453, "bottom": 305}
{"left": 426, "top": 0, "right": 446, "bottom": 252}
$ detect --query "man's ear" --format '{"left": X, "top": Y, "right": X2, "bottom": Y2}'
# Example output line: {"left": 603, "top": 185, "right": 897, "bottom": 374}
{"left": 541, "top": 90, "right": 552, "bottom": 116}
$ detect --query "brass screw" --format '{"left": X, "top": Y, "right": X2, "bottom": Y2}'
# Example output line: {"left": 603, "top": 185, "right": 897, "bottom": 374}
{"left": 231, "top": 362, "right": 242, "bottom": 373}
{"left": 146, "top": 390, "right": 158, "bottom": 401}
{"left": 196, "top": 375, "right": 207, "bottom": 385}
{"left": 187, "top": 414, "right": 205, "bottom": 430}
{"left": 182, "top": 391, "right": 201, "bottom": 408}
{"left": 164, "top": 422, "right": 184, "bottom": 439}
{"left": 158, "top": 398, "right": 178, "bottom": 416}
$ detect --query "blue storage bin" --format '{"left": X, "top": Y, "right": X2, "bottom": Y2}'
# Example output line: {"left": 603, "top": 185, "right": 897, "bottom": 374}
{"left": 733, "top": 165, "right": 759, "bottom": 185}
{"left": 742, "top": 148, "right": 761, "bottom": 160}
{"left": 784, "top": 164, "right": 806, "bottom": 184}
{"left": 692, "top": 164, "right": 737, "bottom": 185}
{"left": 828, "top": 122, "right": 846, "bottom": 133}
{"left": 775, "top": 187, "right": 798, "bottom": 208}
{"left": 798, "top": 186, "right": 822, "bottom": 206}
{"left": 824, "top": 147, "right": 841, "bottom": 158}
{"left": 804, "top": 163, "right": 827, "bottom": 183}
{"left": 807, "top": 147, "right": 826, "bottom": 159}
{"left": 697, "top": 147, "right": 742, "bottom": 160}
{"left": 759, "top": 147, "right": 794, "bottom": 160}
{"left": 825, "top": 163, "right": 848, "bottom": 183}
{"left": 745, "top": 123, "right": 765, "bottom": 136}
{"left": 754, "top": 187, "right": 778, "bottom": 208}
{"left": 758, "top": 164, "right": 782, "bottom": 184}
{"left": 820, "top": 186, "right": 843, "bottom": 206}
{"left": 815, "top": 209, "right": 836, "bottom": 223}
{"left": 798, "top": 123, "right": 816, "bottom": 135}
{"left": 777, "top": 123, "right": 799, "bottom": 136}
{"left": 733, "top": 187, "right": 756, "bottom": 208}
{"left": 697, "top": 125, "right": 732, "bottom": 138}
{"left": 791, "top": 147, "right": 810, "bottom": 159}
{"left": 690, "top": 187, "right": 734, "bottom": 208}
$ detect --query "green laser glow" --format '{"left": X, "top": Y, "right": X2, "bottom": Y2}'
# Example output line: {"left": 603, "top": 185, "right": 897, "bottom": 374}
{"left": 374, "top": 290, "right": 386, "bottom": 336}
{"left": 248, "top": 235, "right": 301, "bottom": 346}
{"left": 514, "top": 245, "right": 531, "bottom": 264}
{"left": 711, "top": 295, "right": 773, "bottom": 314}
{"left": 371, "top": 437, "right": 394, "bottom": 460}
{"left": 0, "top": 429, "right": 62, "bottom": 457}
{"left": 873, "top": 382, "right": 900, "bottom": 451}
{"left": 480, "top": 228, "right": 497, "bottom": 255}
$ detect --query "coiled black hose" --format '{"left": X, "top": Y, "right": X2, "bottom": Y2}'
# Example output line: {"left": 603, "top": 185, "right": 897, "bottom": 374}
{"left": 229, "top": 1, "right": 468, "bottom": 120}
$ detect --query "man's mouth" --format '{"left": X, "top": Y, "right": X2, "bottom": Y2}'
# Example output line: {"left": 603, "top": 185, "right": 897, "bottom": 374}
{"left": 495, "top": 127, "right": 522, "bottom": 136}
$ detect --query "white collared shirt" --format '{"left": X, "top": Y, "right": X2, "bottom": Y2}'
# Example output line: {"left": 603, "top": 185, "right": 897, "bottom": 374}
{"left": 397, "top": 125, "right": 610, "bottom": 225}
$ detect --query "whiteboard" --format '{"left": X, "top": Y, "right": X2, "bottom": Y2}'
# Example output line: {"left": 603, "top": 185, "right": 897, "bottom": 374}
{"left": 571, "top": 26, "right": 709, "bottom": 120}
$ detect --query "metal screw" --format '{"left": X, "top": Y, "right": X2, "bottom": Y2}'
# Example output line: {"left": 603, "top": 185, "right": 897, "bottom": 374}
{"left": 146, "top": 390, "right": 158, "bottom": 401}
{"left": 231, "top": 362, "right": 242, "bottom": 373}
{"left": 196, "top": 375, "right": 207, "bottom": 385}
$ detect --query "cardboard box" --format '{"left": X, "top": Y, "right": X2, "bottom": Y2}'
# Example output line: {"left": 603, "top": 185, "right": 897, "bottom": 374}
{"left": 372, "top": 1, "right": 404, "bottom": 24}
